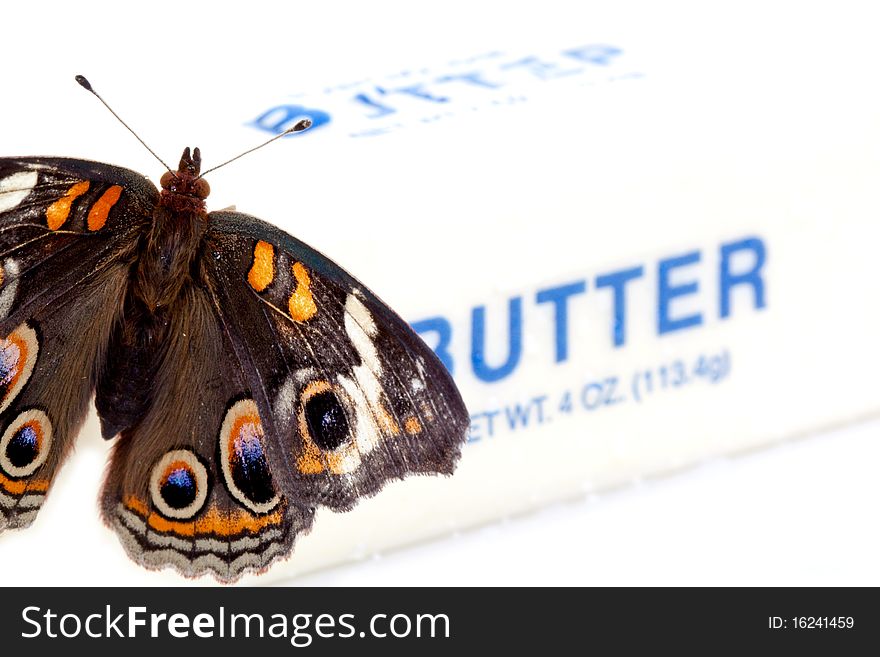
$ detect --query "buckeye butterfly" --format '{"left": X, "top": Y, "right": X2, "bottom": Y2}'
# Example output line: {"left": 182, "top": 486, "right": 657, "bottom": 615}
{"left": 0, "top": 76, "right": 468, "bottom": 582}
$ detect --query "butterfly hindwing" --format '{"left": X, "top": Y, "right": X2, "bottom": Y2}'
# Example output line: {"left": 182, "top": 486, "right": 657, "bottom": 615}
{"left": 203, "top": 211, "right": 469, "bottom": 511}
{"left": 100, "top": 282, "right": 315, "bottom": 582}
{"left": 0, "top": 262, "right": 129, "bottom": 530}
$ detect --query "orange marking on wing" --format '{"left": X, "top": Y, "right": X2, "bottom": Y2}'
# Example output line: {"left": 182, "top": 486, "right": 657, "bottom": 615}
{"left": 146, "top": 513, "right": 195, "bottom": 536}
{"left": 326, "top": 450, "right": 359, "bottom": 475}
{"left": 303, "top": 380, "right": 332, "bottom": 398}
{"left": 123, "top": 494, "right": 149, "bottom": 516}
{"left": 379, "top": 405, "right": 400, "bottom": 434}
{"left": 197, "top": 507, "right": 284, "bottom": 536}
{"left": 231, "top": 413, "right": 262, "bottom": 440}
{"left": 404, "top": 416, "right": 423, "bottom": 435}
{"left": 0, "top": 472, "right": 25, "bottom": 495}
{"left": 288, "top": 262, "right": 317, "bottom": 321}
{"left": 247, "top": 240, "right": 275, "bottom": 292}
{"left": 296, "top": 435, "right": 360, "bottom": 476}
{"left": 142, "top": 505, "right": 284, "bottom": 537}
{"left": 46, "top": 180, "right": 89, "bottom": 230}
{"left": 86, "top": 185, "right": 122, "bottom": 231}
{"left": 296, "top": 442, "right": 325, "bottom": 474}
{"left": 0, "top": 471, "right": 48, "bottom": 495}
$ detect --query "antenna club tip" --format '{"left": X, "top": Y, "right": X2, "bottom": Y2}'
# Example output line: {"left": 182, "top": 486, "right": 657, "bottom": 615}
{"left": 286, "top": 118, "right": 313, "bottom": 134}
{"left": 75, "top": 75, "right": 93, "bottom": 91}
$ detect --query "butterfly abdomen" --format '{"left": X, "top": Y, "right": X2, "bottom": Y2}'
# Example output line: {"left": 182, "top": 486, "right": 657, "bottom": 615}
{"left": 95, "top": 300, "right": 168, "bottom": 439}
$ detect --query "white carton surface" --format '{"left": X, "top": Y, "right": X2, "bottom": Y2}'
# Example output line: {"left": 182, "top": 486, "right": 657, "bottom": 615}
{"left": 0, "top": 2, "right": 878, "bottom": 584}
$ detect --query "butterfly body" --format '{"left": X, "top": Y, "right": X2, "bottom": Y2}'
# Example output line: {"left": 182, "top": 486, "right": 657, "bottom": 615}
{"left": 97, "top": 147, "right": 209, "bottom": 438}
{"left": 0, "top": 144, "right": 468, "bottom": 581}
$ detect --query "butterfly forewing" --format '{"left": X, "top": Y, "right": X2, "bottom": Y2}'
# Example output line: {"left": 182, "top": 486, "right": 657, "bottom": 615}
{"left": 204, "top": 212, "right": 469, "bottom": 511}
{"left": 0, "top": 158, "right": 155, "bottom": 332}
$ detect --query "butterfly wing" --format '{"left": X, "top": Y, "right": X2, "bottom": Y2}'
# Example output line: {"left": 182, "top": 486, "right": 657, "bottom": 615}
{"left": 0, "top": 264, "right": 129, "bottom": 530}
{"left": 99, "top": 282, "right": 314, "bottom": 582}
{"left": 0, "top": 157, "right": 155, "bottom": 529}
{"left": 0, "top": 157, "right": 154, "bottom": 327}
{"left": 202, "top": 211, "right": 469, "bottom": 511}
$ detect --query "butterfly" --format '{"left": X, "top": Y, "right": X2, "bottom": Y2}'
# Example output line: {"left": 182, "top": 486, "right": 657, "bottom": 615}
{"left": 0, "top": 76, "right": 468, "bottom": 582}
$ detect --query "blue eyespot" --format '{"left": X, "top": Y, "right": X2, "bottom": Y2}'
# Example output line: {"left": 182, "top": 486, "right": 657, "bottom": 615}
{"left": 150, "top": 449, "right": 209, "bottom": 519}
{"left": 5, "top": 424, "right": 38, "bottom": 468}
{"left": 0, "top": 410, "right": 52, "bottom": 479}
{"left": 231, "top": 428, "right": 275, "bottom": 505}
{"left": 219, "top": 399, "right": 280, "bottom": 514}
{"left": 160, "top": 467, "right": 197, "bottom": 509}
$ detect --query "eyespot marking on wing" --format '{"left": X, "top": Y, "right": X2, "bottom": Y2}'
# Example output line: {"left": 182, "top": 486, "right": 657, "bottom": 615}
{"left": 219, "top": 399, "right": 281, "bottom": 514}
{"left": 46, "top": 180, "right": 90, "bottom": 230}
{"left": 0, "top": 409, "right": 53, "bottom": 479}
{"left": 149, "top": 449, "right": 210, "bottom": 520}
{"left": 295, "top": 380, "right": 361, "bottom": 475}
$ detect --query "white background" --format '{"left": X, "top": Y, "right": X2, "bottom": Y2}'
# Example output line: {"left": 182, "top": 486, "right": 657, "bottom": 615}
{"left": 1, "top": 1, "right": 878, "bottom": 586}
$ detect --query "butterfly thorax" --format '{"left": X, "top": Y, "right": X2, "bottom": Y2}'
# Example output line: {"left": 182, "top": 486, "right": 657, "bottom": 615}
{"left": 133, "top": 147, "right": 209, "bottom": 312}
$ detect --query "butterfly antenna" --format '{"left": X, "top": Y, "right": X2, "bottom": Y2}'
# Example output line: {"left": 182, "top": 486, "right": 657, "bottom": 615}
{"left": 75, "top": 74, "right": 176, "bottom": 176}
{"left": 197, "top": 119, "right": 313, "bottom": 179}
